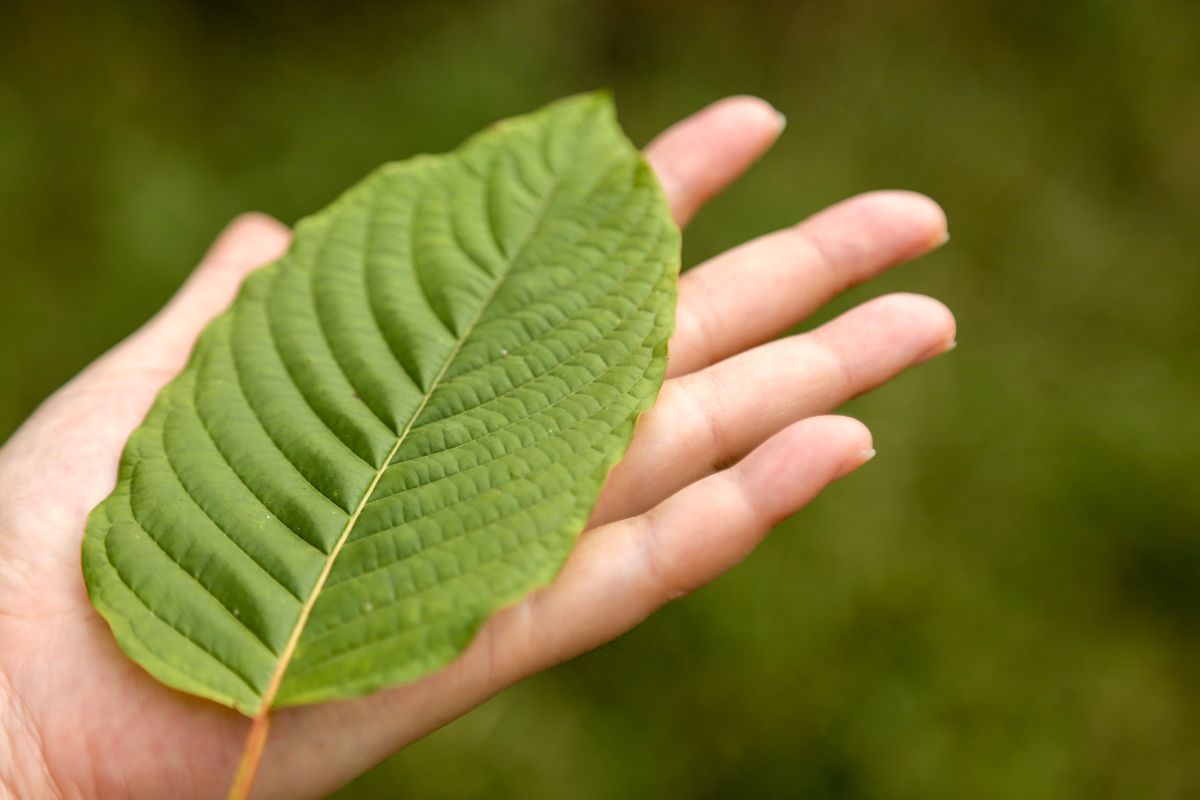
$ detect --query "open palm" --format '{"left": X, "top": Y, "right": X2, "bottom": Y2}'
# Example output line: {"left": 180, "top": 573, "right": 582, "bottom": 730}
{"left": 0, "top": 97, "right": 953, "bottom": 799}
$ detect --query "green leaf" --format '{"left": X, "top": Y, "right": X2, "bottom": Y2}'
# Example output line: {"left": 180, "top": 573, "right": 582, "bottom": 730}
{"left": 82, "top": 93, "right": 680, "bottom": 714}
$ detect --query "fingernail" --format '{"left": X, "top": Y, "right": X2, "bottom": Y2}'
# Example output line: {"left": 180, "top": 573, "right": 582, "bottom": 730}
{"left": 838, "top": 447, "right": 877, "bottom": 478}
{"left": 917, "top": 337, "right": 957, "bottom": 363}
{"left": 774, "top": 110, "right": 788, "bottom": 131}
{"left": 931, "top": 230, "right": 950, "bottom": 248}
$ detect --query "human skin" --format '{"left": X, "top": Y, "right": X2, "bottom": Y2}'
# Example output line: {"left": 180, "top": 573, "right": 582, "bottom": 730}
{"left": 0, "top": 96, "right": 954, "bottom": 799}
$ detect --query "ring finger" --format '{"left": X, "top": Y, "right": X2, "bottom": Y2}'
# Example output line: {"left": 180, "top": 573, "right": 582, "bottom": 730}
{"left": 591, "top": 292, "right": 956, "bottom": 526}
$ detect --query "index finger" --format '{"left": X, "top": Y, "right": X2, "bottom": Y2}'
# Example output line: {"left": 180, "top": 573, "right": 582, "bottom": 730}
{"left": 644, "top": 96, "right": 785, "bottom": 226}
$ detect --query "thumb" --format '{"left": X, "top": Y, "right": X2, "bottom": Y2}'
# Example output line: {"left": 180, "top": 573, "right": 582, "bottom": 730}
{"left": 0, "top": 214, "right": 291, "bottom": 572}
{"left": 107, "top": 212, "right": 292, "bottom": 376}
{"left": 5, "top": 213, "right": 289, "bottom": 464}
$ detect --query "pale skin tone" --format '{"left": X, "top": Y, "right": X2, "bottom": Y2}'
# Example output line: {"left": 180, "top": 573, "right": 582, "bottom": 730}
{"left": 0, "top": 97, "right": 954, "bottom": 799}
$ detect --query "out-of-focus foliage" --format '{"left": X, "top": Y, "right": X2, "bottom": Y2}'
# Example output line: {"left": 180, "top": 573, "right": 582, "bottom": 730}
{"left": 2, "top": 1, "right": 1197, "bottom": 798}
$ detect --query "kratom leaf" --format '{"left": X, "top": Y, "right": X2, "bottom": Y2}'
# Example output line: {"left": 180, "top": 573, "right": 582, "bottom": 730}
{"left": 82, "top": 93, "right": 680, "bottom": 715}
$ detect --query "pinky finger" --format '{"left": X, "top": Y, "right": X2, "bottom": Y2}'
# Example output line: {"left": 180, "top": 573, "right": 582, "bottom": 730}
{"left": 265, "top": 416, "right": 875, "bottom": 791}
{"left": 498, "top": 415, "right": 876, "bottom": 677}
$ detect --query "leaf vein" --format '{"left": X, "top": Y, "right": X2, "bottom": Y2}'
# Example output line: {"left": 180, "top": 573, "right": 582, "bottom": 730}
{"left": 193, "top": 353, "right": 342, "bottom": 554}
{"left": 158, "top": 438, "right": 308, "bottom": 603}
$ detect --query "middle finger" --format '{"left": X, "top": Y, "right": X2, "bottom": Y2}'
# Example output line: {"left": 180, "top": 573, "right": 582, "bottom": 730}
{"left": 667, "top": 190, "right": 949, "bottom": 378}
{"left": 590, "top": 292, "right": 956, "bottom": 527}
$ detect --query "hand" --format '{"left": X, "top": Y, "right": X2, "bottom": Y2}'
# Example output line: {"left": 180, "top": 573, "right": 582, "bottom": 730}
{"left": 0, "top": 97, "right": 954, "bottom": 799}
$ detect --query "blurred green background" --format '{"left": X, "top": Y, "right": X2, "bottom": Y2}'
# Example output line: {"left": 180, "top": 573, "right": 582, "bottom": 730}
{"left": 3, "top": 1, "right": 1198, "bottom": 797}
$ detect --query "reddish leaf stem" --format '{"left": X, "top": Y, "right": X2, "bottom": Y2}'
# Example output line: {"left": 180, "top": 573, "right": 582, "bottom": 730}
{"left": 226, "top": 712, "right": 271, "bottom": 800}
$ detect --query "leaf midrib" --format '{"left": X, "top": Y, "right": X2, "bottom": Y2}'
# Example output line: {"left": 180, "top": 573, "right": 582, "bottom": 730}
{"left": 257, "top": 162, "right": 566, "bottom": 713}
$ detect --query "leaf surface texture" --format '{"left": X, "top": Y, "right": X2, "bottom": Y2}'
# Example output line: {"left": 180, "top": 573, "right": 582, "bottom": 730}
{"left": 82, "top": 94, "right": 680, "bottom": 713}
